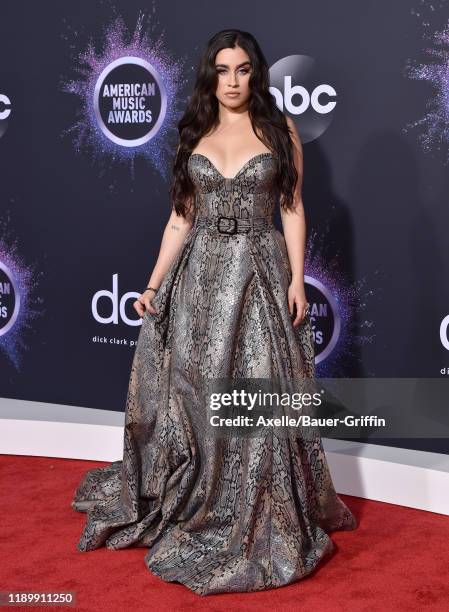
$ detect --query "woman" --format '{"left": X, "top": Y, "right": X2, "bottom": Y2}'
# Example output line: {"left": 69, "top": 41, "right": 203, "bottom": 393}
{"left": 72, "top": 28, "right": 357, "bottom": 596}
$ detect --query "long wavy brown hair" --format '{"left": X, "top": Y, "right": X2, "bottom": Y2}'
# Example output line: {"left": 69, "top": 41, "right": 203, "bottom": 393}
{"left": 169, "top": 29, "right": 300, "bottom": 218}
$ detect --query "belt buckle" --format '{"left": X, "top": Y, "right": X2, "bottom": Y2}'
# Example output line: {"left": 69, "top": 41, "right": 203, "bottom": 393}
{"left": 217, "top": 216, "right": 237, "bottom": 235}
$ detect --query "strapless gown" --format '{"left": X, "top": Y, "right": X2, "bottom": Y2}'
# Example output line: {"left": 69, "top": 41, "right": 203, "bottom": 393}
{"left": 71, "top": 151, "right": 357, "bottom": 596}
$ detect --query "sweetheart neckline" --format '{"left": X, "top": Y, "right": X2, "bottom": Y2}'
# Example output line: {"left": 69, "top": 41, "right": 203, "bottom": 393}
{"left": 189, "top": 151, "right": 275, "bottom": 180}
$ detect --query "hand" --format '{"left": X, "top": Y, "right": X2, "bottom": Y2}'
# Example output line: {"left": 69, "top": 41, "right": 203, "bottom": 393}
{"left": 133, "top": 288, "right": 159, "bottom": 318}
{"left": 287, "top": 281, "right": 309, "bottom": 328}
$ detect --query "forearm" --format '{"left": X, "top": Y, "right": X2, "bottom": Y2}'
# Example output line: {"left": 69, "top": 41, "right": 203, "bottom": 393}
{"left": 280, "top": 202, "right": 306, "bottom": 285}
{"left": 146, "top": 210, "right": 194, "bottom": 288}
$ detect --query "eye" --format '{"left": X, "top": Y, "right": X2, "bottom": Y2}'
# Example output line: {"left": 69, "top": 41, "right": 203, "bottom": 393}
{"left": 215, "top": 67, "right": 251, "bottom": 75}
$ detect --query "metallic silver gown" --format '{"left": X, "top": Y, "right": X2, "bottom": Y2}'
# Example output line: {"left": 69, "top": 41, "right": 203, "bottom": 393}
{"left": 72, "top": 151, "right": 357, "bottom": 596}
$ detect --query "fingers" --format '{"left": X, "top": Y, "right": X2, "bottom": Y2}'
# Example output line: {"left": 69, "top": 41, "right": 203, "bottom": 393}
{"left": 291, "top": 297, "right": 308, "bottom": 328}
{"left": 292, "top": 309, "right": 303, "bottom": 327}
{"left": 146, "top": 304, "right": 158, "bottom": 316}
{"left": 288, "top": 292, "right": 294, "bottom": 316}
{"left": 133, "top": 300, "right": 145, "bottom": 317}
{"left": 144, "top": 295, "right": 159, "bottom": 316}
{"left": 133, "top": 297, "right": 157, "bottom": 318}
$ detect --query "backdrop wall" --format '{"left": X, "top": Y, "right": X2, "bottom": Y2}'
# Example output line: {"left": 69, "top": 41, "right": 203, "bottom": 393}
{"left": 1, "top": 0, "right": 448, "bottom": 456}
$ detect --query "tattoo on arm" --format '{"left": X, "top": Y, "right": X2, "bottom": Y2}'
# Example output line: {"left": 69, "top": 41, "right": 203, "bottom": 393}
{"left": 171, "top": 224, "right": 180, "bottom": 231}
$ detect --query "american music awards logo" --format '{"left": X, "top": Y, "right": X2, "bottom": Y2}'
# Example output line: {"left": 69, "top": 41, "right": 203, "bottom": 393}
{"left": 305, "top": 275, "right": 341, "bottom": 365}
{"left": 60, "top": 13, "right": 187, "bottom": 178}
{"left": 0, "top": 262, "right": 20, "bottom": 336}
{"left": 93, "top": 56, "right": 167, "bottom": 147}
{"left": 0, "top": 219, "right": 44, "bottom": 369}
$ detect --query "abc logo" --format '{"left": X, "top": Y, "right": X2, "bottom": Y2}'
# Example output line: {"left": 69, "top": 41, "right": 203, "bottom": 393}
{"left": 269, "top": 55, "right": 337, "bottom": 143}
{"left": 270, "top": 77, "right": 336, "bottom": 115}
{"left": 0, "top": 94, "right": 12, "bottom": 139}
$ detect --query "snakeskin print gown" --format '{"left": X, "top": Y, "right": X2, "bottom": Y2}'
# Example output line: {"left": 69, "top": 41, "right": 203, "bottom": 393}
{"left": 72, "top": 151, "right": 357, "bottom": 596}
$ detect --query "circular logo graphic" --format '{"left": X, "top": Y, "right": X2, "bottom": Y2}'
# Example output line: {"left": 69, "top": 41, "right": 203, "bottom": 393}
{"left": 305, "top": 275, "right": 341, "bottom": 364}
{"left": 93, "top": 56, "right": 167, "bottom": 147}
{"left": 269, "top": 55, "right": 337, "bottom": 143}
{"left": 0, "top": 93, "right": 12, "bottom": 139}
{"left": 0, "top": 262, "right": 20, "bottom": 336}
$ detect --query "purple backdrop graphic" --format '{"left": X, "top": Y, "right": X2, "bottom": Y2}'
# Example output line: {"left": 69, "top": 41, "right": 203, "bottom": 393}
{"left": 1, "top": 0, "right": 448, "bottom": 455}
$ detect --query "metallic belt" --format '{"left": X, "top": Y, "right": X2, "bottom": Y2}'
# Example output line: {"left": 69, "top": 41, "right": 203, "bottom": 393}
{"left": 195, "top": 215, "right": 273, "bottom": 235}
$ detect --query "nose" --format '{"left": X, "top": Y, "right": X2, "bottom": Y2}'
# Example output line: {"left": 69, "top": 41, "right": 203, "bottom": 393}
{"left": 228, "top": 71, "right": 238, "bottom": 87}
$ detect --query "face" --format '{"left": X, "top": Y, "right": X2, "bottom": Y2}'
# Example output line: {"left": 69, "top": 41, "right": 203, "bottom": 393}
{"left": 213, "top": 45, "right": 252, "bottom": 108}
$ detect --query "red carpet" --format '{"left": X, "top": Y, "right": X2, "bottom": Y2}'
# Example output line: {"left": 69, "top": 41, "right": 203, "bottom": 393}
{"left": 1, "top": 454, "right": 448, "bottom": 611}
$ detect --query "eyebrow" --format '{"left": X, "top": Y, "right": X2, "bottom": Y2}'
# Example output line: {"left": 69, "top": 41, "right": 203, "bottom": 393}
{"left": 215, "top": 60, "right": 251, "bottom": 68}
